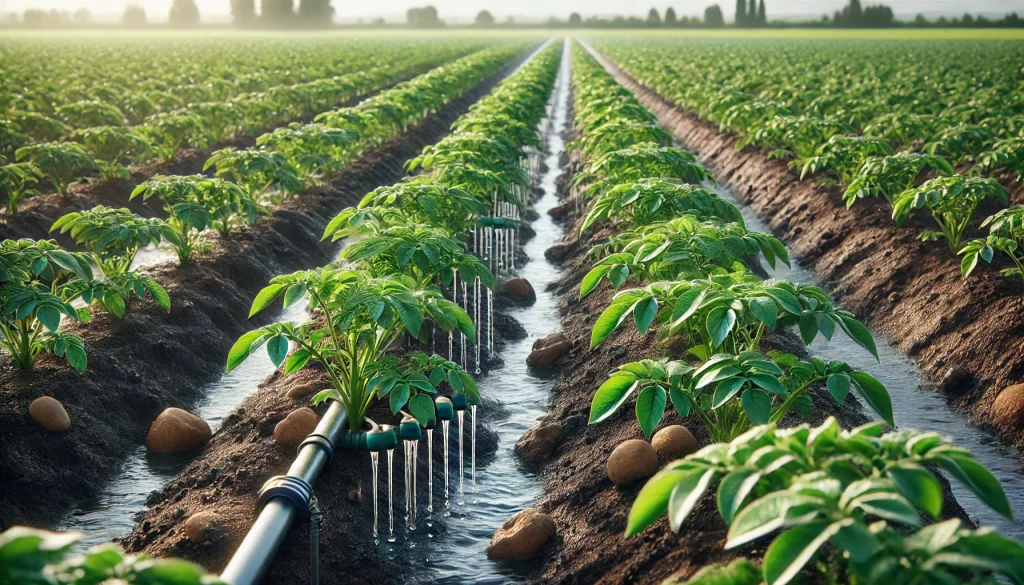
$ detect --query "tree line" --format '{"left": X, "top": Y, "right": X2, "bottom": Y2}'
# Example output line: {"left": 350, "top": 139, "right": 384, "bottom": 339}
{"left": 3, "top": 0, "right": 1023, "bottom": 29}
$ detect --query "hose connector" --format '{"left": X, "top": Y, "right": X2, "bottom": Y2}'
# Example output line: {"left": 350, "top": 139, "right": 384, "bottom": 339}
{"left": 256, "top": 475, "right": 314, "bottom": 526}
{"left": 435, "top": 396, "right": 454, "bottom": 421}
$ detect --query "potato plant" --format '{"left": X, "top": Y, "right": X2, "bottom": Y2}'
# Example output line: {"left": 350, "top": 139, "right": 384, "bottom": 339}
{"left": 0, "top": 160, "right": 42, "bottom": 215}
{"left": 626, "top": 418, "right": 1020, "bottom": 585}
{"left": 960, "top": 205, "right": 1024, "bottom": 285}
{"left": 892, "top": 175, "right": 1008, "bottom": 252}
{"left": 15, "top": 142, "right": 97, "bottom": 198}
{"left": 68, "top": 126, "right": 152, "bottom": 181}
{"left": 0, "top": 526, "right": 225, "bottom": 585}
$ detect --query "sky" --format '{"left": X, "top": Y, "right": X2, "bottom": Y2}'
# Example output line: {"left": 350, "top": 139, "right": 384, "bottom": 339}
{"left": 2, "top": 0, "right": 1022, "bottom": 23}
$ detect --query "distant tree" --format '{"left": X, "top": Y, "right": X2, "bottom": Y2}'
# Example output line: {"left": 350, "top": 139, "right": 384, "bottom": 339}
{"left": 169, "top": 0, "right": 200, "bottom": 27}
{"left": 748, "top": 0, "right": 756, "bottom": 24}
{"left": 961, "top": 12, "right": 975, "bottom": 25}
{"left": 231, "top": 0, "right": 257, "bottom": 25}
{"left": 261, "top": 0, "right": 295, "bottom": 24}
{"left": 407, "top": 5, "right": 443, "bottom": 27}
{"left": 298, "top": 0, "right": 334, "bottom": 25}
{"left": 475, "top": 10, "right": 495, "bottom": 25}
{"left": 863, "top": 4, "right": 893, "bottom": 26}
{"left": 734, "top": 0, "right": 746, "bottom": 25}
{"left": 568, "top": 12, "right": 582, "bottom": 26}
{"left": 647, "top": 7, "right": 661, "bottom": 25}
{"left": 705, "top": 4, "right": 725, "bottom": 27}
{"left": 664, "top": 7, "right": 677, "bottom": 25}
{"left": 123, "top": 4, "right": 147, "bottom": 27}
{"left": 371, "top": 16, "right": 386, "bottom": 26}
{"left": 913, "top": 13, "right": 928, "bottom": 26}
{"left": 757, "top": 0, "right": 765, "bottom": 23}
{"left": 680, "top": 15, "right": 692, "bottom": 26}
{"left": 23, "top": 8, "right": 45, "bottom": 26}
{"left": 505, "top": 15, "right": 514, "bottom": 25}
{"left": 72, "top": 8, "right": 93, "bottom": 24}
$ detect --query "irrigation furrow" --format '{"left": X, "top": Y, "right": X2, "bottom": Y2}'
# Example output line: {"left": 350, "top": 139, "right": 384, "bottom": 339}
{"left": 583, "top": 44, "right": 1024, "bottom": 542}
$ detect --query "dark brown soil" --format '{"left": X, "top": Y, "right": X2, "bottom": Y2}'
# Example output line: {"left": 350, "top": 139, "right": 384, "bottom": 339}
{"left": 519, "top": 111, "right": 969, "bottom": 584}
{"left": 0, "top": 52, "right": 531, "bottom": 532}
{"left": 588, "top": 52, "right": 1024, "bottom": 448}
{"left": 0, "top": 62, "right": 442, "bottom": 245}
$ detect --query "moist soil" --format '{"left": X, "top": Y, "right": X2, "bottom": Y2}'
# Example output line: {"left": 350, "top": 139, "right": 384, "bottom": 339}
{"left": 0, "top": 62, "right": 442, "bottom": 245}
{"left": 589, "top": 52, "right": 1024, "bottom": 448}
{"left": 517, "top": 133, "right": 967, "bottom": 582}
{"left": 0, "top": 52, "right": 531, "bottom": 532}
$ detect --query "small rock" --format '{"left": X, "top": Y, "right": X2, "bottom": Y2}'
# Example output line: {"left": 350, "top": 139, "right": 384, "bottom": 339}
{"left": 486, "top": 508, "right": 555, "bottom": 560}
{"left": 651, "top": 425, "right": 698, "bottom": 459}
{"left": 526, "top": 340, "right": 572, "bottom": 368}
{"left": 28, "top": 396, "right": 70, "bottom": 432}
{"left": 992, "top": 384, "right": 1024, "bottom": 429}
{"left": 888, "top": 292, "right": 901, "bottom": 303}
{"left": 532, "top": 331, "right": 567, "bottom": 351}
{"left": 524, "top": 209, "right": 540, "bottom": 221}
{"left": 607, "top": 439, "right": 658, "bottom": 486}
{"left": 285, "top": 381, "right": 321, "bottom": 399}
{"left": 146, "top": 408, "right": 212, "bottom": 454}
{"left": 183, "top": 510, "right": 221, "bottom": 544}
{"left": 544, "top": 244, "right": 570, "bottom": 262}
{"left": 504, "top": 278, "right": 536, "bottom": 304}
{"left": 274, "top": 408, "right": 319, "bottom": 447}
{"left": 347, "top": 490, "right": 359, "bottom": 503}
{"left": 515, "top": 419, "right": 564, "bottom": 462}
{"left": 547, "top": 205, "right": 570, "bottom": 219}
{"left": 940, "top": 366, "right": 970, "bottom": 394}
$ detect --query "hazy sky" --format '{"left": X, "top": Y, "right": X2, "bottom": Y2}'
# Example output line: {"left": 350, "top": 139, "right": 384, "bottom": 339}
{"left": 2, "top": 0, "right": 1022, "bottom": 22}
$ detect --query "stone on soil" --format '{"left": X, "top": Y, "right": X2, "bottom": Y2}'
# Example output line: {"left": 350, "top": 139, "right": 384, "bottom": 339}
{"left": 651, "top": 425, "right": 698, "bottom": 459}
{"left": 183, "top": 510, "right": 222, "bottom": 543}
{"left": 285, "top": 381, "right": 322, "bottom": 399}
{"left": 28, "top": 396, "right": 70, "bottom": 432}
{"left": 527, "top": 339, "right": 571, "bottom": 368}
{"left": 146, "top": 408, "right": 212, "bottom": 453}
{"left": 532, "top": 331, "right": 567, "bottom": 351}
{"left": 544, "top": 244, "right": 570, "bottom": 262}
{"left": 504, "top": 277, "right": 536, "bottom": 303}
{"left": 486, "top": 508, "right": 555, "bottom": 560}
{"left": 607, "top": 439, "right": 658, "bottom": 486}
{"left": 515, "top": 419, "right": 564, "bottom": 462}
{"left": 940, "top": 366, "right": 970, "bottom": 393}
{"left": 274, "top": 407, "right": 319, "bottom": 447}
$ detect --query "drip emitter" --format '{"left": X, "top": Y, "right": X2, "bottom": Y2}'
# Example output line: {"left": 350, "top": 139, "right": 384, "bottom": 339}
{"left": 357, "top": 420, "right": 397, "bottom": 543}
{"left": 435, "top": 396, "right": 454, "bottom": 513}
{"left": 399, "top": 415, "right": 423, "bottom": 533}
{"left": 451, "top": 393, "right": 468, "bottom": 506}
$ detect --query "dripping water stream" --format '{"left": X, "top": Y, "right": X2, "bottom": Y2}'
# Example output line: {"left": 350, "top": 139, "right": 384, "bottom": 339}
{"left": 410, "top": 43, "right": 573, "bottom": 584}
{"left": 716, "top": 181, "right": 1024, "bottom": 540}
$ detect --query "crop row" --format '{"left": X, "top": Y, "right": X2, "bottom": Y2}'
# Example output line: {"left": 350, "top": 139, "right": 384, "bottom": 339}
{"left": 568, "top": 41, "right": 1024, "bottom": 585}
{"left": 0, "top": 40, "right": 561, "bottom": 585}
{"left": 1, "top": 41, "right": 485, "bottom": 212}
{"left": 231, "top": 40, "right": 562, "bottom": 432}
{"left": 595, "top": 38, "right": 1024, "bottom": 288}
{"left": 0, "top": 44, "right": 526, "bottom": 376}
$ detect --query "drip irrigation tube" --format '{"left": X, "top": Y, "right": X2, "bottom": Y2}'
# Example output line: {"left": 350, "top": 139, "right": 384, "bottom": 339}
{"left": 219, "top": 402, "right": 347, "bottom": 585}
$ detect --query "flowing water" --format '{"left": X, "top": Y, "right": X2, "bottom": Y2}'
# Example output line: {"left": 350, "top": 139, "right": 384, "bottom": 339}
{"left": 397, "top": 43, "right": 573, "bottom": 584}
{"left": 59, "top": 299, "right": 311, "bottom": 550}
{"left": 716, "top": 182, "right": 1024, "bottom": 540}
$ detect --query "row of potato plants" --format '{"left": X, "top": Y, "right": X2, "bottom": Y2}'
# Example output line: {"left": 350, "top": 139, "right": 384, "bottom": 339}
{"left": 0, "top": 41, "right": 484, "bottom": 214}
{"left": 0, "top": 45, "right": 525, "bottom": 375}
{"left": 595, "top": 39, "right": 1024, "bottom": 288}
{"left": 228, "top": 41, "right": 562, "bottom": 433}
{"left": 568, "top": 42, "right": 1024, "bottom": 585}
{"left": 0, "top": 44, "right": 555, "bottom": 583}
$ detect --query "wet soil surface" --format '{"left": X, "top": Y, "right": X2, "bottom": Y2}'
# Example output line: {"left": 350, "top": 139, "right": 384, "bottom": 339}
{"left": 0, "top": 54, "right": 530, "bottom": 532}
{"left": 589, "top": 53, "right": 1024, "bottom": 448}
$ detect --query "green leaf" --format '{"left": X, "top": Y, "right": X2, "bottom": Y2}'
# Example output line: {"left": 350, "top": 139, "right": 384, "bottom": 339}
{"left": 626, "top": 469, "right": 692, "bottom": 536}
{"left": 826, "top": 373, "right": 851, "bottom": 404}
{"left": 935, "top": 453, "right": 1014, "bottom": 520}
{"left": 670, "top": 386, "right": 692, "bottom": 417}
{"left": 888, "top": 462, "right": 944, "bottom": 519}
{"left": 591, "top": 292, "right": 644, "bottom": 348}
{"left": 741, "top": 389, "right": 771, "bottom": 425}
{"left": 749, "top": 296, "right": 777, "bottom": 329}
{"left": 284, "top": 349, "right": 311, "bottom": 374}
{"left": 798, "top": 311, "right": 818, "bottom": 344}
{"left": 635, "top": 385, "right": 667, "bottom": 439}
{"left": 389, "top": 383, "right": 410, "bottom": 414}
{"left": 706, "top": 307, "right": 736, "bottom": 348}
{"left": 590, "top": 372, "right": 638, "bottom": 424}
{"left": 749, "top": 373, "right": 787, "bottom": 396}
{"left": 848, "top": 371, "right": 894, "bottom": 428}
{"left": 717, "top": 469, "right": 761, "bottom": 525}
{"left": 633, "top": 296, "right": 659, "bottom": 335}
{"left": 36, "top": 306, "right": 61, "bottom": 331}
{"left": 65, "top": 344, "right": 87, "bottom": 373}
{"left": 266, "top": 335, "right": 289, "bottom": 367}
{"left": 669, "top": 468, "right": 719, "bottom": 532}
{"left": 580, "top": 265, "right": 609, "bottom": 298}
{"left": 727, "top": 492, "right": 821, "bottom": 548}
{"left": 712, "top": 376, "right": 746, "bottom": 408}
{"left": 763, "top": 521, "right": 844, "bottom": 585}
{"left": 838, "top": 315, "right": 879, "bottom": 361}
{"left": 249, "top": 284, "right": 286, "bottom": 317}
{"left": 409, "top": 395, "right": 435, "bottom": 427}
{"left": 226, "top": 329, "right": 267, "bottom": 373}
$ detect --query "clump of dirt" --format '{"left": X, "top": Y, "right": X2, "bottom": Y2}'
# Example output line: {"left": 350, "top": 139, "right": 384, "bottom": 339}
{"left": 0, "top": 54, "right": 530, "bottom": 532}
{"left": 594, "top": 55, "right": 1024, "bottom": 447}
